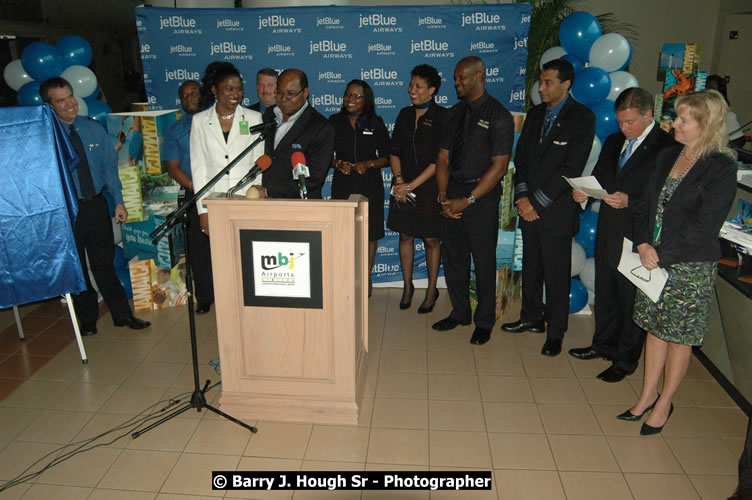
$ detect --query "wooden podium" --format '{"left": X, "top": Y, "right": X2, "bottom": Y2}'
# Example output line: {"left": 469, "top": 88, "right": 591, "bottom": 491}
{"left": 203, "top": 194, "right": 369, "bottom": 425}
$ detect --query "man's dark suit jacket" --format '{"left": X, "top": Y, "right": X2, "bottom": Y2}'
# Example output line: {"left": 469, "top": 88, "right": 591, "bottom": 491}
{"left": 262, "top": 105, "right": 335, "bottom": 199}
{"left": 633, "top": 144, "right": 738, "bottom": 267}
{"left": 594, "top": 125, "right": 676, "bottom": 268}
{"left": 250, "top": 102, "right": 261, "bottom": 112}
{"left": 514, "top": 97, "right": 595, "bottom": 236}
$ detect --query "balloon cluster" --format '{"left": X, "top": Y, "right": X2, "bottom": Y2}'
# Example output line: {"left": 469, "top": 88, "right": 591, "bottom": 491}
{"left": 535, "top": 11, "right": 638, "bottom": 175}
{"left": 3, "top": 35, "right": 112, "bottom": 123}
{"left": 569, "top": 207, "right": 599, "bottom": 312}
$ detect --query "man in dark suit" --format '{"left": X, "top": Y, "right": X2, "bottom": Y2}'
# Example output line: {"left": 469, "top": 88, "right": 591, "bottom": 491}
{"left": 568, "top": 87, "right": 675, "bottom": 382}
{"left": 249, "top": 67, "right": 277, "bottom": 114}
{"left": 501, "top": 59, "right": 595, "bottom": 356}
{"left": 253, "top": 69, "right": 335, "bottom": 199}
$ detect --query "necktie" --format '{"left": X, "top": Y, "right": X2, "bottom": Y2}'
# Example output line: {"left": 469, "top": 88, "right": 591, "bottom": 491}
{"left": 451, "top": 104, "right": 470, "bottom": 170}
{"left": 541, "top": 108, "right": 554, "bottom": 139}
{"left": 68, "top": 124, "right": 96, "bottom": 199}
{"left": 618, "top": 139, "right": 637, "bottom": 171}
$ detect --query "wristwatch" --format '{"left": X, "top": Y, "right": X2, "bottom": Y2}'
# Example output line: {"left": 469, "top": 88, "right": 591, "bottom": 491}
{"left": 467, "top": 194, "right": 476, "bottom": 205}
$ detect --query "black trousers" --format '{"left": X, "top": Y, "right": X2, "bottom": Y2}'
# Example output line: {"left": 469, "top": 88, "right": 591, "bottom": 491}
{"left": 440, "top": 182, "right": 501, "bottom": 330}
{"left": 741, "top": 416, "right": 752, "bottom": 485}
{"left": 592, "top": 244, "right": 644, "bottom": 374}
{"left": 72, "top": 195, "right": 132, "bottom": 326}
{"left": 519, "top": 221, "right": 572, "bottom": 340}
{"left": 182, "top": 190, "right": 214, "bottom": 305}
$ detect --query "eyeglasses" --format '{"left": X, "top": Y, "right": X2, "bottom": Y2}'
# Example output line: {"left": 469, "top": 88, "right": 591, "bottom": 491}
{"left": 275, "top": 88, "right": 305, "bottom": 100}
{"left": 344, "top": 93, "right": 364, "bottom": 100}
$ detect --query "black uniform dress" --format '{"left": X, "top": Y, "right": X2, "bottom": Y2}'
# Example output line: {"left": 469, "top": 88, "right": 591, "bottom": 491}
{"left": 330, "top": 112, "right": 390, "bottom": 241}
{"left": 387, "top": 101, "right": 447, "bottom": 238}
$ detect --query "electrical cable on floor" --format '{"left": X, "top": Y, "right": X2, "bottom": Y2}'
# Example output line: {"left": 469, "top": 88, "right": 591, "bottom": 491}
{"left": 0, "top": 374, "right": 222, "bottom": 492}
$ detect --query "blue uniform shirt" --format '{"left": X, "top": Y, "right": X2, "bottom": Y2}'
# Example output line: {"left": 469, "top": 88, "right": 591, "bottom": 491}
{"left": 66, "top": 115, "right": 123, "bottom": 205}
{"left": 163, "top": 113, "right": 193, "bottom": 179}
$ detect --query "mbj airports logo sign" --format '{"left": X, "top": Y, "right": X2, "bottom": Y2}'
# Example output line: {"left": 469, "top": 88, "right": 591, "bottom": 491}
{"left": 252, "top": 241, "right": 311, "bottom": 298}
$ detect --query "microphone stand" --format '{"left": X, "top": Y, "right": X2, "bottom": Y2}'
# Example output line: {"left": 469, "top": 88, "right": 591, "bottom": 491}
{"left": 133, "top": 129, "right": 272, "bottom": 439}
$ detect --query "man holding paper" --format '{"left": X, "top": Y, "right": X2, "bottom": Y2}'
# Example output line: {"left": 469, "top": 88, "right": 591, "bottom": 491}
{"left": 568, "top": 88, "right": 675, "bottom": 382}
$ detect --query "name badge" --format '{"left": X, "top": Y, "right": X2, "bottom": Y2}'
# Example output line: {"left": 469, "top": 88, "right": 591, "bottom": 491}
{"left": 478, "top": 120, "right": 490, "bottom": 129}
{"left": 362, "top": 128, "right": 373, "bottom": 136}
{"left": 422, "top": 119, "right": 433, "bottom": 128}
{"left": 239, "top": 120, "right": 249, "bottom": 135}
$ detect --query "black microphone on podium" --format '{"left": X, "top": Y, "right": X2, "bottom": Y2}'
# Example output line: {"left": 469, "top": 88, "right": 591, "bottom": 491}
{"left": 247, "top": 120, "right": 277, "bottom": 135}
{"left": 227, "top": 154, "right": 272, "bottom": 197}
{"left": 291, "top": 151, "right": 310, "bottom": 200}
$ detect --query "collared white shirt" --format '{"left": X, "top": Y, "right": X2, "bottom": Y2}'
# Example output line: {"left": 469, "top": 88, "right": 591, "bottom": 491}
{"left": 273, "top": 101, "right": 309, "bottom": 149}
{"left": 621, "top": 120, "right": 655, "bottom": 156}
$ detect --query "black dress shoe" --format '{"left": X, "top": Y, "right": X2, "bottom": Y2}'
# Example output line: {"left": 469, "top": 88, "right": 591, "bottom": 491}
{"left": 80, "top": 325, "right": 97, "bottom": 337}
{"left": 470, "top": 327, "right": 491, "bottom": 345}
{"left": 640, "top": 404, "right": 674, "bottom": 435}
{"left": 596, "top": 365, "right": 629, "bottom": 383}
{"left": 399, "top": 283, "right": 415, "bottom": 310}
{"left": 432, "top": 316, "right": 471, "bottom": 331}
{"left": 114, "top": 317, "right": 151, "bottom": 329}
{"left": 616, "top": 394, "right": 660, "bottom": 421}
{"left": 568, "top": 346, "right": 605, "bottom": 360}
{"left": 195, "top": 303, "right": 212, "bottom": 315}
{"left": 501, "top": 319, "right": 545, "bottom": 334}
{"left": 541, "top": 338, "right": 562, "bottom": 356}
{"left": 417, "top": 290, "right": 439, "bottom": 314}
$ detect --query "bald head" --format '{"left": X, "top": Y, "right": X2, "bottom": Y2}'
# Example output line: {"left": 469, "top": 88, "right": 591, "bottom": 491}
{"left": 454, "top": 56, "right": 486, "bottom": 102}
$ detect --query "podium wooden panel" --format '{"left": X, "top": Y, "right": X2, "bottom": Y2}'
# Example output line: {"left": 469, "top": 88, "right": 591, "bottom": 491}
{"left": 204, "top": 194, "right": 368, "bottom": 425}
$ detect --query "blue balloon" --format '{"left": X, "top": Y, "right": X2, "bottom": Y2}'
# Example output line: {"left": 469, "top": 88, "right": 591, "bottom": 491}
{"left": 87, "top": 100, "right": 112, "bottom": 124}
{"left": 561, "top": 54, "right": 584, "bottom": 74}
{"left": 55, "top": 35, "right": 93, "bottom": 68}
{"left": 575, "top": 209, "right": 598, "bottom": 251}
{"left": 589, "top": 99, "right": 620, "bottom": 139}
{"left": 21, "top": 42, "right": 63, "bottom": 81}
{"left": 558, "top": 11, "right": 602, "bottom": 62}
{"left": 569, "top": 278, "right": 588, "bottom": 314}
{"left": 17, "top": 81, "right": 43, "bottom": 106}
{"left": 571, "top": 67, "right": 611, "bottom": 105}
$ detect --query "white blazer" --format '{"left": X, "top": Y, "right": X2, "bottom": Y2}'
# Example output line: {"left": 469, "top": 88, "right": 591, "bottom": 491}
{"left": 190, "top": 104, "right": 264, "bottom": 214}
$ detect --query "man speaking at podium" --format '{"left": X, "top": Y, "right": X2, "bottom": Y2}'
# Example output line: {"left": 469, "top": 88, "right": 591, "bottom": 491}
{"left": 252, "top": 68, "right": 335, "bottom": 199}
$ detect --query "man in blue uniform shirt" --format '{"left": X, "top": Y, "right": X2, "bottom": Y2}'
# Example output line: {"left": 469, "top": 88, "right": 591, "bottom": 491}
{"left": 40, "top": 77, "right": 150, "bottom": 335}
{"left": 164, "top": 80, "right": 214, "bottom": 314}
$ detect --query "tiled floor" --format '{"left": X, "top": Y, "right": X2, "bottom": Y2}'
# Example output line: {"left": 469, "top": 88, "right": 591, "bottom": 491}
{"left": 0, "top": 290, "right": 745, "bottom": 499}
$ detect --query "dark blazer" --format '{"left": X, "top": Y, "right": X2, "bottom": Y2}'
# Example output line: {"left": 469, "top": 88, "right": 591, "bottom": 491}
{"left": 249, "top": 102, "right": 261, "bottom": 112}
{"left": 633, "top": 144, "right": 737, "bottom": 266}
{"left": 514, "top": 97, "right": 595, "bottom": 236}
{"left": 593, "top": 125, "right": 676, "bottom": 267}
{"left": 262, "top": 105, "right": 335, "bottom": 199}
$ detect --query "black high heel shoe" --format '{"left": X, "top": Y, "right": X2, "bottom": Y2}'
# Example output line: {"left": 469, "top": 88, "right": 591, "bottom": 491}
{"left": 616, "top": 394, "right": 660, "bottom": 422}
{"left": 640, "top": 404, "right": 674, "bottom": 435}
{"left": 417, "top": 290, "right": 439, "bottom": 314}
{"left": 399, "top": 283, "right": 415, "bottom": 310}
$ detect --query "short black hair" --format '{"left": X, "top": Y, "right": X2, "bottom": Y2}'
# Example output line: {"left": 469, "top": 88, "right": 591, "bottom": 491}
{"left": 411, "top": 64, "right": 441, "bottom": 95}
{"left": 706, "top": 75, "right": 729, "bottom": 105}
{"left": 200, "top": 62, "right": 242, "bottom": 109}
{"left": 178, "top": 80, "right": 200, "bottom": 94}
{"left": 39, "top": 77, "right": 73, "bottom": 103}
{"left": 340, "top": 79, "right": 376, "bottom": 118}
{"left": 542, "top": 59, "right": 575, "bottom": 85}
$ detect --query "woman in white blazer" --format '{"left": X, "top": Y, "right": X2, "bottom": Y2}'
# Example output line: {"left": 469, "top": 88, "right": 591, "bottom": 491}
{"left": 191, "top": 62, "right": 264, "bottom": 235}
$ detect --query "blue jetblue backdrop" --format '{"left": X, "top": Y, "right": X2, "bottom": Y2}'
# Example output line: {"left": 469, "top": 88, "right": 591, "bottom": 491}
{"left": 136, "top": 4, "right": 530, "bottom": 283}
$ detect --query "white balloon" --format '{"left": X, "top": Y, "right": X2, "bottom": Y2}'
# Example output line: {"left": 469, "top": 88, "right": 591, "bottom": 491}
{"left": 531, "top": 80, "right": 541, "bottom": 106}
{"left": 76, "top": 96, "right": 88, "bottom": 116}
{"left": 587, "top": 289, "right": 595, "bottom": 305}
{"left": 571, "top": 241, "right": 586, "bottom": 277}
{"left": 540, "top": 46, "right": 567, "bottom": 70}
{"left": 606, "top": 70, "right": 639, "bottom": 101}
{"left": 589, "top": 33, "right": 631, "bottom": 73}
{"left": 581, "top": 135, "right": 602, "bottom": 176}
{"left": 3, "top": 59, "right": 33, "bottom": 91}
{"left": 61, "top": 65, "right": 97, "bottom": 98}
{"left": 580, "top": 257, "right": 596, "bottom": 291}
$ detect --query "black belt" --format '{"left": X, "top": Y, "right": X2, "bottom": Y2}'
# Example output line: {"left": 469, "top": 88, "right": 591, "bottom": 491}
{"left": 79, "top": 193, "right": 102, "bottom": 203}
{"left": 451, "top": 177, "right": 481, "bottom": 185}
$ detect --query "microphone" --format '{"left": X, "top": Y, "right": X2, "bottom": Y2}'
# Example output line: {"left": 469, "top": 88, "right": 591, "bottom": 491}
{"left": 227, "top": 154, "right": 272, "bottom": 197}
{"left": 247, "top": 120, "right": 277, "bottom": 135}
{"left": 291, "top": 151, "right": 309, "bottom": 200}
